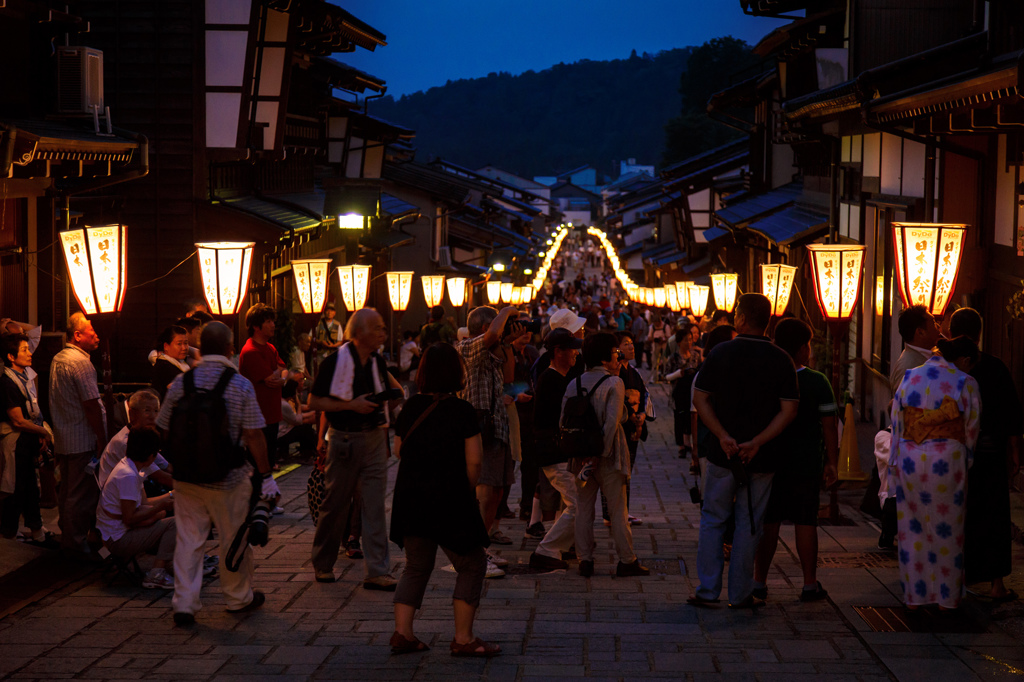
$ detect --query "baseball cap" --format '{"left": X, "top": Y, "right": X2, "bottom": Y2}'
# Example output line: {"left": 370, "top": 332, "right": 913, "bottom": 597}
{"left": 544, "top": 327, "right": 583, "bottom": 351}
{"left": 549, "top": 308, "right": 586, "bottom": 334}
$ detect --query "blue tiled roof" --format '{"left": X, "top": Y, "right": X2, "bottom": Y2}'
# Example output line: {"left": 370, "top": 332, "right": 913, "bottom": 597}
{"left": 642, "top": 242, "right": 677, "bottom": 259}
{"left": 652, "top": 249, "right": 687, "bottom": 266}
{"left": 380, "top": 193, "right": 419, "bottom": 219}
{"left": 746, "top": 205, "right": 828, "bottom": 246}
{"left": 714, "top": 183, "right": 802, "bottom": 227}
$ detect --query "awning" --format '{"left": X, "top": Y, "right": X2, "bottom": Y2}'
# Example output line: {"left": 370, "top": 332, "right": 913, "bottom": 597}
{"left": 700, "top": 226, "right": 731, "bottom": 245}
{"left": 360, "top": 228, "right": 413, "bottom": 250}
{"left": 222, "top": 196, "right": 321, "bottom": 233}
{"left": 682, "top": 255, "right": 712, "bottom": 275}
{"left": 267, "top": 191, "right": 325, "bottom": 220}
{"left": 642, "top": 242, "right": 677, "bottom": 260}
{"left": 313, "top": 57, "right": 387, "bottom": 93}
{"left": 714, "top": 183, "right": 802, "bottom": 228}
{"left": 619, "top": 241, "right": 644, "bottom": 256}
{"left": 782, "top": 77, "right": 865, "bottom": 122}
{"left": 200, "top": 195, "right": 323, "bottom": 242}
{"left": 380, "top": 193, "right": 420, "bottom": 221}
{"left": 651, "top": 249, "right": 687, "bottom": 266}
{"left": 746, "top": 205, "right": 829, "bottom": 246}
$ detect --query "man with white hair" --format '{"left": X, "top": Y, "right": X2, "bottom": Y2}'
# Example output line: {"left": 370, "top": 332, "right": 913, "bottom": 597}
{"left": 531, "top": 308, "right": 586, "bottom": 384}
{"left": 97, "top": 389, "right": 172, "bottom": 490}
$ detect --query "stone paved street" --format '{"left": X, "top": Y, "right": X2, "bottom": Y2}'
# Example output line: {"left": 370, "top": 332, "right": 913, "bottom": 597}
{"left": 1, "top": 382, "right": 1023, "bottom": 681}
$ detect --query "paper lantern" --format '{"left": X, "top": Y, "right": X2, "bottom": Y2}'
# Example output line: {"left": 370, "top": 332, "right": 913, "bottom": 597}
{"left": 523, "top": 285, "right": 535, "bottom": 303}
{"left": 291, "top": 258, "right": 332, "bottom": 314}
{"left": 665, "top": 284, "right": 680, "bottom": 312}
{"left": 653, "top": 287, "right": 667, "bottom": 308}
{"left": 447, "top": 277, "right": 467, "bottom": 307}
{"left": 686, "top": 283, "right": 710, "bottom": 318}
{"left": 486, "top": 280, "right": 502, "bottom": 305}
{"left": 643, "top": 288, "right": 655, "bottom": 307}
{"left": 500, "top": 282, "right": 514, "bottom": 304}
{"left": 710, "top": 273, "right": 738, "bottom": 313}
{"left": 195, "top": 241, "right": 254, "bottom": 315}
{"left": 674, "top": 281, "right": 690, "bottom": 310}
{"left": 806, "top": 244, "right": 865, "bottom": 321}
{"left": 385, "top": 271, "right": 414, "bottom": 312}
{"left": 421, "top": 275, "right": 445, "bottom": 308}
{"left": 760, "top": 263, "right": 798, "bottom": 317}
{"left": 892, "top": 223, "right": 967, "bottom": 317}
{"left": 337, "top": 264, "right": 371, "bottom": 312}
{"left": 61, "top": 224, "right": 128, "bottom": 315}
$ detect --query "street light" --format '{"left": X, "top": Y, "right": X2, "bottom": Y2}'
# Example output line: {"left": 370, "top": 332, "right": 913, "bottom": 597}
{"left": 447, "top": 277, "right": 468, "bottom": 307}
{"left": 421, "top": 274, "right": 445, "bottom": 308}
{"left": 710, "top": 273, "right": 738, "bottom": 313}
{"left": 291, "top": 258, "right": 332, "bottom": 314}
{"left": 760, "top": 263, "right": 798, "bottom": 317}
{"left": 60, "top": 224, "right": 128, "bottom": 315}
{"left": 337, "top": 264, "right": 371, "bottom": 312}
{"left": 195, "top": 241, "right": 255, "bottom": 315}
{"left": 486, "top": 280, "right": 502, "bottom": 305}
{"left": 892, "top": 222, "right": 967, "bottom": 318}
{"left": 686, "top": 283, "right": 710, "bottom": 320}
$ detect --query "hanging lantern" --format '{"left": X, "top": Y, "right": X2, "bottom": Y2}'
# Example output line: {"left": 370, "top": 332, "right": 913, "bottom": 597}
{"left": 760, "top": 263, "right": 798, "bottom": 317}
{"left": 291, "top": 258, "right": 332, "bottom": 315}
{"left": 61, "top": 224, "right": 128, "bottom": 315}
{"left": 686, "top": 283, "right": 710, "bottom": 319}
{"left": 710, "top": 273, "right": 738, "bottom": 313}
{"left": 643, "top": 288, "right": 655, "bottom": 307}
{"left": 523, "top": 285, "right": 534, "bottom": 303}
{"left": 653, "top": 287, "right": 667, "bottom": 309}
{"left": 195, "top": 241, "right": 254, "bottom": 315}
{"left": 674, "top": 281, "right": 690, "bottom": 310}
{"left": 875, "top": 276, "right": 886, "bottom": 316}
{"left": 337, "top": 264, "right": 371, "bottom": 312}
{"left": 892, "top": 222, "right": 967, "bottom": 318}
{"left": 486, "top": 280, "right": 502, "bottom": 305}
{"left": 500, "top": 281, "right": 514, "bottom": 304}
{"left": 385, "top": 271, "right": 414, "bottom": 312}
{"left": 447, "top": 277, "right": 468, "bottom": 307}
{"left": 665, "top": 284, "right": 680, "bottom": 312}
{"left": 421, "top": 274, "right": 445, "bottom": 308}
{"left": 805, "top": 244, "right": 865, "bottom": 322}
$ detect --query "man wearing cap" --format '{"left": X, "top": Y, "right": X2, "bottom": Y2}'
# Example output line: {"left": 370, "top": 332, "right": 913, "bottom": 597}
{"left": 531, "top": 309, "right": 586, "bottom": 384}
{"left": 528, "top": 328, "right": 584, "bottom": 572}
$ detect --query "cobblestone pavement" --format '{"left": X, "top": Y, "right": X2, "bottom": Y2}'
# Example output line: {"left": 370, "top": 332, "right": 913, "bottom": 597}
{"left": 2, "top": 382, "right": 1023, "bottom": 681}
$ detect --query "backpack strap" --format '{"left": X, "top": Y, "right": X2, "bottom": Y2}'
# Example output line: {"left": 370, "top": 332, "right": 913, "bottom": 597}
{"left": 402, "top": 394, "right": 448, "bottom": 443}
{"left": 183, "top": 369, "right": 196, "bottom": 395}
{"left": 211, "top": 367, "right": 236, "bottom": 397}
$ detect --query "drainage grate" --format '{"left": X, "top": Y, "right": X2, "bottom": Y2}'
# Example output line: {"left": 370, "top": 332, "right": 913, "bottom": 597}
{"left": 818, "top": 552, "right": 898, "bottom": 569}
{"left": 854, "top": 606, "right": 987, "bottom": 633}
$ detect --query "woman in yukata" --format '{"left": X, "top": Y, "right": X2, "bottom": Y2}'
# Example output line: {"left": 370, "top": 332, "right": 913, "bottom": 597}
{"left": 889, "top": 335, "right": 981, "bottom": 611}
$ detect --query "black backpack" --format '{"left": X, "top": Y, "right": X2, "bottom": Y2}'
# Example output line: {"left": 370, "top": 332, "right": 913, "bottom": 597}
{"left": 164, "top": 368, "right": 246, "bottom": 484}
{"left": 558, "top": 374, "right": 612, "bottom": 459}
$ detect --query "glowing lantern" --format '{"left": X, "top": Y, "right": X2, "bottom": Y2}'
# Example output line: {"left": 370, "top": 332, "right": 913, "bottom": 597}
{"left": 674, "top": 281, "right": 690, "bottom": 310}
{"left": 500, "top": 282, "right": 514, "bottom": 304}
{"left": 337, "top": 264, "right": 371, "bottom": 312}
{"left": 760, "top": 263, "right": 798, "bottom": 317}
{"left": 195, "top": 241, "right": 254, "bottom": 315}
{"left": 523, "top": 285, "right": 535, "bottom": 303}
{"left": 291, "top": 259, "right": 332, "bottom": 314}
{"left": 686, "top": 283, "right": 710, "bottom": 319}
{"left": 61, "top": 224, "right": 128, "bottom": 315}
{"left": 665, "top": 285, "right": 680, "bottom": 312}
{"left": 486, "top": 280, "right": 502, "bottom": 305}
{"left": 892, "top": 223, "right": 967, "bottom": 318}
{"left": 806, "top": 244, "right": 865, "bottom": 322}
{"left": 643, "top": 288, "right": 655, "bottom": 307}
{"left": 876, "top": 276, "right": 886, "bottom": 316}
{"left": 653, "top": 287, "right": 667, "bottom": 309}
{"left": 385, "top": 271, "right": 414, "bottom": 312}
{"left": 447, "top": 277, "right": 468, "bottom": 307}
{"left": 710, "top": 273, "right": 738, "bottom": 313}
{"left": 336, "top": 214, "right": 364, "bottom": 230}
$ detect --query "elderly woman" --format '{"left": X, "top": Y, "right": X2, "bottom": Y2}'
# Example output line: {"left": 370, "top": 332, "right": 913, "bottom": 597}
{"left": 389, "top": 343, "right": 499, "bottom": 658}
{"left": 890, "top": 336, "right": 981, "bottom": 611}
{"left": 150, "top": 325, "right": 190, "bottom": 399}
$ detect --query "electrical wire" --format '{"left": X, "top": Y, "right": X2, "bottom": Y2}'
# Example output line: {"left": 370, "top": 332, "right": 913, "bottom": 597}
{"left": 128, "top": 249, "right": 197, "bottom": 290}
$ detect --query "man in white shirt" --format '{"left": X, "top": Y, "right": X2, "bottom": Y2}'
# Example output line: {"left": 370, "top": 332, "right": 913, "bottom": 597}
{"left": 889, "top": 304, "right": 940, "bottom": 394}
{"left": 97, "top": 390, "right": 172, "bottom": 490}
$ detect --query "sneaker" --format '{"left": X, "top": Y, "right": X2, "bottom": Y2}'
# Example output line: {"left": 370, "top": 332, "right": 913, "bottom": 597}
{"left": 524, "top": 522, "right": 546, "bottom": 539}
{"left": 578, "top": 560, "right": 595, "bottom": 577}
{"left": 529, "top": 552, "right": 568, "bottom": 572}
{"left": 484, "top": 561, "right": 506, "bottom": 579}
{"left": 345, "top": 541, "right": 364, "bottom": 560}
{"left": 315, "top": 570, "right": 336, "bottom": 583}
{"left": 799, "top": 582, "right": 829, "bottom": 602}
{"left": 615, "top": 560, "right": 650, "bottom": 577}
{"left": 363, "top": 575, "right": 399, "bottom": 591}
{"left": 486, "top": 551, "right": 509, "bottom": 568}
{"left": 628, "top": 516, "right": 643, "bottom": 526}
{"left": 142, "top": 568, "right": 174, "bottom": 589}
{"left": 227, "top": 590, "right": 266, "bottom": 613}
{"left": 489, "top": 530, "right": 513, "bottom": 545}
{"left": 272, "top": 506, "right": 285, "bottom": 515}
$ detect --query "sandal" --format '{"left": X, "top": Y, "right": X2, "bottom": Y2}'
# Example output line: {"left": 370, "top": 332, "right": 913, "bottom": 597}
{"left": 390, "top": 631, "right": 429, "bottom": 654}
{"left": 450, "top": 637, "right": 501, "bottom": 658}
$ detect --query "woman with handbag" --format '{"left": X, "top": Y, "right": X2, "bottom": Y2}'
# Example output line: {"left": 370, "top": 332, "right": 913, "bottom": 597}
{"left": 388, "top": 343, "right": 499, "bottom": 658}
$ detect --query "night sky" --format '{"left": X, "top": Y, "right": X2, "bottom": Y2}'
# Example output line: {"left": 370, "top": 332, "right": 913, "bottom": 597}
{"left": 338, "top": 1, "right": 793, "bottom": 97}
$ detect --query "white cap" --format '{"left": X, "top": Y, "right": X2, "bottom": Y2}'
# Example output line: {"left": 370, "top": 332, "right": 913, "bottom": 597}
{"left": 457, "top": 326, "right": 470, "bottom": 341}
{"left": 549, "top": 308, "right": 586, "bottom": 334}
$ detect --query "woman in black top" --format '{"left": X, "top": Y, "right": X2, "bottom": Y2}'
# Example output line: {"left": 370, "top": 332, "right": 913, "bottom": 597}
{"left": 150, "top": 325, "right": 190, "bottom": 399}
{"left": 389, "top": 343, "right": 499, "bottom": 658}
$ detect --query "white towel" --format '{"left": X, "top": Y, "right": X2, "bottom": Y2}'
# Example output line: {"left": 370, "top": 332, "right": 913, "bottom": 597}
{"left": 329, "top": 343, "right": 389, "bottom": 426}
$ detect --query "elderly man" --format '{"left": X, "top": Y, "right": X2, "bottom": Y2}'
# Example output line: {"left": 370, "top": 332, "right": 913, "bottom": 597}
{"left": 97, "top": 389, "right": 172, "bottom": 490}
{"left": 309, "top": 308, "right": 404, "bottom": 590}
{"left": 158, "top": 321, "right": 277, "bottom": 626}
{"left": 531, "top": 308, "right": 586, "bottom": 384}
{"left": 49, "top": 313, "right": 108, "bottom": 558}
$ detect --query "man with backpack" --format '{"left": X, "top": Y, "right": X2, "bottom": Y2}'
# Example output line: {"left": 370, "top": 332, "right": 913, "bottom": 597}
{"left": 157, "top": 321, "right": 278, "bottom": 626}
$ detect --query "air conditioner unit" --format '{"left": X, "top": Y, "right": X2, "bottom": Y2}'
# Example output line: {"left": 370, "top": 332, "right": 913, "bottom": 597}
{"left": 438, "top": 246, "right": 452, "bottom": 268}
{"left": 56, "top": 47, "right": 104, "bottom": 115}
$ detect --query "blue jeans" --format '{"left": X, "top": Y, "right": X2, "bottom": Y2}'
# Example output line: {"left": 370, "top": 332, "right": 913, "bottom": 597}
{"left": 696, "top": 462, "right": 773, "bottom": 603}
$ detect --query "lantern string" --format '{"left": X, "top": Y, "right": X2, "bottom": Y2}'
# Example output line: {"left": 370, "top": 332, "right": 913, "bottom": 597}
{"left": 128, "top": 249, "right": 198, "bottom": 290}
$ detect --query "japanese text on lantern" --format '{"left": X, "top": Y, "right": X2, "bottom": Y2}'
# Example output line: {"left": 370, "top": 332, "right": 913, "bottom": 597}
{"left": 60, "top": 231, "right": 96, "bottom": 314}
{"left": 908, "top": 228, "right": 938, "bottom": 307}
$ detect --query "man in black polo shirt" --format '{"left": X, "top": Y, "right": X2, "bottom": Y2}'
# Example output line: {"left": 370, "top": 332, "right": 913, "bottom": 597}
{"left": 690, "top": 293, "right": 799, "bottom": 609}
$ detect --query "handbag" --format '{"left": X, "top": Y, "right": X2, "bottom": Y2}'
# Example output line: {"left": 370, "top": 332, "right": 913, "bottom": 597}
{"left": 306, "top": 452, "right": 327, "bottom": 526}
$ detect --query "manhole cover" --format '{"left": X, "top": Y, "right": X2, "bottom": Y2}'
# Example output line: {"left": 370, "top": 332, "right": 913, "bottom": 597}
{"left": 818, "top": 552, "right": 897, "bottom": 568}
{"left": 854, "top": 606, "right": 986, "bottom": 633}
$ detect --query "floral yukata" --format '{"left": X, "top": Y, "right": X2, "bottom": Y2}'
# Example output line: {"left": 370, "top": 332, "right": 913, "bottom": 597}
{"left": 889, "top": 355, "right": 980, "bottom": 609}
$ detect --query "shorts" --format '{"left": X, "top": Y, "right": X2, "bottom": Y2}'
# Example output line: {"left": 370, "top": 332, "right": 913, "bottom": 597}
{"left": 478, "top": 440, "right": 513, "bottom": 488}
{"left": 764, "top": 474, "right": 820, "bottom": 526}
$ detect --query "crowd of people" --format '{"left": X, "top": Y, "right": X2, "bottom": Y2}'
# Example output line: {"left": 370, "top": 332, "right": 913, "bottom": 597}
{"left": 0, "top": 243, "right": 1020, "bottom": 655}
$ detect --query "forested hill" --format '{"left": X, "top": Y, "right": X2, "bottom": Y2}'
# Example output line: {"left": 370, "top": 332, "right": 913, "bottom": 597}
{"left": 370, "top": 49, "right": 694, "bottom": 180}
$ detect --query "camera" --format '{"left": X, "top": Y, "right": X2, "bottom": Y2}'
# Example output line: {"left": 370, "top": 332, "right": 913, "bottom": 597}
{"left": 615, "top": 350, "right": 625, "bottom": 361}
{"left": 504, "top": 317, "right": 542, "bottom": 337}
{"left": 368, "top": 388, "right": 404, "bottom": 427}
{"left": 247, "top": 499, "right": 272, "bottom": 547}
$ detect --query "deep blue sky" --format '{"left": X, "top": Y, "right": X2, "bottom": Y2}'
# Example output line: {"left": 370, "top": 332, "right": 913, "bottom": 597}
{"left": 338, "top": 1, "right": 792, "bottom": 97}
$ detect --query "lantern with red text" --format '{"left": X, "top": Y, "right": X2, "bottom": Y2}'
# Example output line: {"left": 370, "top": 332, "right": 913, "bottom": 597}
{"left": 686, "top": 283, "right": 710, "bottom": 319}
{"left": 61, "top": 224, "right": 128, "bottom": 315}
{"left": 892, "top": 223, "right": 966, "bottom": 318}
{"left": 337, "top": 264, "right": 371, "bottom": 312}
{"left": 385, "top": 271, "right": 413, "bottom": 312}
{"left": 710, "top": 273, "right": 738, "bottom": 313}
{"left": 760, "top": 263, "right": 797, "bottom": 317}
{"left": 421, "top": 275, "right": 445, "bottom": 308}
{"left": 196, "top": 241, "right": 254, "bottom": 315}
{"left": 806, "top": 244, "right": 865, "bottom": 322}
{"left": 291, "top": 259, "right": 332, "bottom": 314}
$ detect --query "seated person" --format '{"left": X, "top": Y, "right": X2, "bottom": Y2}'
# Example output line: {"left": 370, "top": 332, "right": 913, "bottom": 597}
{"left": 95, "top": 426, "right": 176, "bottom": 589}
{"left": 278, "top": 381, "right": 317, "bottom": 460}
{"left": 97, "top": 389, "right": 173, "bottom": 493}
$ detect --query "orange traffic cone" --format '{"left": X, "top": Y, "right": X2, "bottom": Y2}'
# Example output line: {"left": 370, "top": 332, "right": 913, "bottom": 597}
{"left": 838, "top": 400, "right": 867, "bottom": 481}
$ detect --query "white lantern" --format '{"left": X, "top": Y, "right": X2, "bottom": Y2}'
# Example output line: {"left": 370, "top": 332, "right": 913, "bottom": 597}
{"left": 385, "top": 271, "right": 414, "bottom": 312}
{"left": 291, "top": 258, "right": 332, "bottom": 314}
{"left": 421, "top": 275, "right": 445, "bottom": 308}
{"left": 337, "top": 264, "right": 371, "bottom": 312}
{"left": 195, "top": 241, "right": 255, "bottom": 315}
{"left": 447, "top": 277, "right": 468, "bottom": 307}
{"left": 61, "top": 224, "right": 128, "bottom": 315}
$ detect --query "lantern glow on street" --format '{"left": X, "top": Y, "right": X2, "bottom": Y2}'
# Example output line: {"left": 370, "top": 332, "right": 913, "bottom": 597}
{"left": 892, "top": 223, "right": 967, "bottom": 318}
{"left": 291, "top": 258, "right": 332, "bottom": 314}
{"left": 710, "top": 273, "right": 738, "bottom": 313}
{"left": 195, "top": 241, "right": 255, "bottom": 315}
{"left": 447, "top": 277, "right": 468, "bottom": 307}
{"left": 806, "top": 244, "right": 865, "bottom": 322}
{"left": 760, "top": 263, "right": 798, "bottom": 317}
{"left": 500, "top": 282, "right": 514, "bottom": 304}
{"left": 385, "top": 271, "right": 414, "bottom": 312}
{"left": 686, "top": 283, "right": 710, "bottom": 318}
{"left": 421, "top": 275, "right": 445, "bottom": 308}
{"left": 61, "top": 224, "right": 128, "bottom": 315}
{"left": 337, "top": 264, "right": 371, "bottom": 312}
{"left": 486, "top": 280, "right": 502, "bottom": 305}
